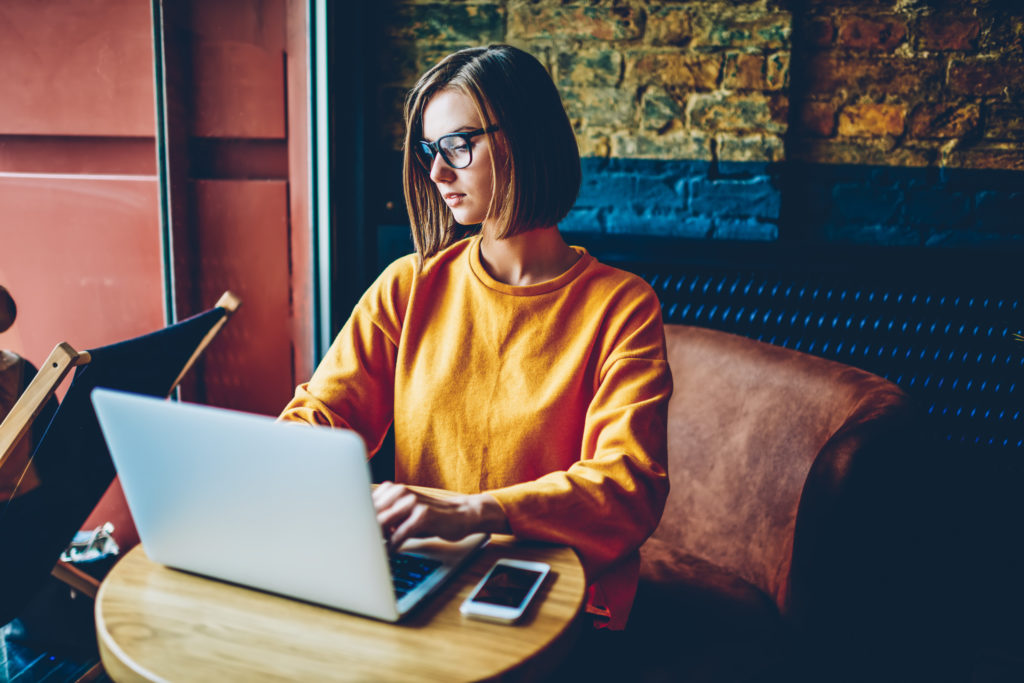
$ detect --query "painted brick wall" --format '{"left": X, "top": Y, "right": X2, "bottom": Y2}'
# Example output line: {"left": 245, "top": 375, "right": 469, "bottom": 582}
{"left": 374, "top": 0, "right": 1023, "bottom": 247}
{"left": 786, "top": 0, "right": 1024, "bottom": 245}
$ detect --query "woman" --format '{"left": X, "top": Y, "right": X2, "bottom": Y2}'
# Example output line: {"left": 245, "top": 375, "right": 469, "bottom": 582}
{"left": 279, "top": 44, "right": 671, "bottom": 631}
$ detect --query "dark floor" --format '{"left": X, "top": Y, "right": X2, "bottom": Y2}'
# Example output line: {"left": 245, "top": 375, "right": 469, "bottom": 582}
{"left": 1, "top": 621, "right": 106, "bottom": 682}
{"left": 1, "top": 578, "right": 107, "bottom": 683}
{"left": 5, "top": 568, "right": 1024, "bottom": 682}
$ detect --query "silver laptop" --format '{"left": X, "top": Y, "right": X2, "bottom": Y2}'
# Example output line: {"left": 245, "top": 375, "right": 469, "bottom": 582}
{"left": 90, "top": 387, "right": 488, "bottom": 622}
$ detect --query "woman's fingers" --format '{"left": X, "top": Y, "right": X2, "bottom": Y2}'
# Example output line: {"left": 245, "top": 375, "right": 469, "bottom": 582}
{"left": 372, "top": 482, "right": 473, "bottom": 549}
{"left": 372, "top": 481, "right": 407, "bottom": 511}
{"left": 374, "top": 483, "right": 416, "bottom": 532}
{"left": 372, "top": 484, "right": 510, "bottom": 549}
{"left": 388, "top": 501, "right": 429, "bottom": 549}
{"left": 373, "top": 482, "right": 437, "bottom": 547}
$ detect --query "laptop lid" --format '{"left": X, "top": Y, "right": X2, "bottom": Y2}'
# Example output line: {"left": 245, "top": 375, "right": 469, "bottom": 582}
{"left": 90, "top": 388, "right": 484, "bottom": 622}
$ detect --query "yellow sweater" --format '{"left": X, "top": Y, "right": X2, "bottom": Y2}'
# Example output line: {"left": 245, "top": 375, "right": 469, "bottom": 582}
{"left": 280, "top": 236, "right": 672, "bottom": 629}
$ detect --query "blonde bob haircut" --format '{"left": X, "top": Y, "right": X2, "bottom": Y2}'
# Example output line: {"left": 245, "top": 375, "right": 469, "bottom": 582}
{"left": 402, "top": 45, "right": 581, "bottom": 262}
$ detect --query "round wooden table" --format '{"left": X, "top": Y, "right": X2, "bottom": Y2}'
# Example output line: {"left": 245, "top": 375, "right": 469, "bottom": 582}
{"left": 95, "top": 536, "right": 586, "bottom": 682}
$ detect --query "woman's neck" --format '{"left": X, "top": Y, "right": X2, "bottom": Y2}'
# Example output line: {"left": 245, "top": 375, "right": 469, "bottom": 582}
{"left": 478, "top": 224, "right": 579, "bottom": 286}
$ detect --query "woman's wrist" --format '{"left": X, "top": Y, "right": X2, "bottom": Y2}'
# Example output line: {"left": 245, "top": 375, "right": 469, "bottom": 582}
{"left": 462, "top": 493, "right": 510, "bottom": 535}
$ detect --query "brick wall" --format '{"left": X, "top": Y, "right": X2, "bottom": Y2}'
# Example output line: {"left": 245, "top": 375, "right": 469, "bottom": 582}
{"left": 791, "top": 0, "right": 1023, "bottom": 170}
{"left": 373, "top": 0, "right": 1023, "bottom": 247}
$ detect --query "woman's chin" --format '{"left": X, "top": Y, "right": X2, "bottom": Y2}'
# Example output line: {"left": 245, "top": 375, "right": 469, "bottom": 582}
{"left": 451, "top": 210, "right": 485, "bottom": 226}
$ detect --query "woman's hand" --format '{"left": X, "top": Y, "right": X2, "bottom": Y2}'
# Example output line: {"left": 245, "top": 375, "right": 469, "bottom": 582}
{"left": 373, "top": 481, "right": 510, "bottom": 550}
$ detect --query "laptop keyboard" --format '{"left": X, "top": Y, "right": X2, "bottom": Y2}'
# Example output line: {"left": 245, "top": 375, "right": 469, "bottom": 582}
{"left": 389, "top": 552, "right": 442, "bottom": 598}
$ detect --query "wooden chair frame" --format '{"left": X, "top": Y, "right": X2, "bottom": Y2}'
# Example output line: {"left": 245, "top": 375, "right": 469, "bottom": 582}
{"left": 0, "top": 290, "right": 240, "bottom": 617}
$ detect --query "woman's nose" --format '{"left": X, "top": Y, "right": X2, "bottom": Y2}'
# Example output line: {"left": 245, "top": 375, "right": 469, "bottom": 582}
{"left": 429, "top": 153, "right": 454, "bottom": 183}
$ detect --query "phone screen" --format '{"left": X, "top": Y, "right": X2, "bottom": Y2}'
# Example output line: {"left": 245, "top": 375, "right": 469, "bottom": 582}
{"left": 473, "top": 565, "right": 544, "bottom": 607}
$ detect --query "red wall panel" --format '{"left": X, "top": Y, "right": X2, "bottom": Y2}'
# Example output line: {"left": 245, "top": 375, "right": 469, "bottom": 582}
{"left": 191, "top": 179, "right": 293, "bottom": 416}
{"left": 0, "top": 137, "right": 156, "bottom": 176}
{"left": 0, "top": 175, "right": 164, "bottom": 366}
{"left": 190, "top": 0, "right": 287, "bottom": 139}
{"left": 1, "top": 0, "right": 313, "bottom": 552}
{"left": 285, "top": 0, "right": 315, "bottom": 385}
{"left": 0, "top": 0, "right": 155, "bottom": 136}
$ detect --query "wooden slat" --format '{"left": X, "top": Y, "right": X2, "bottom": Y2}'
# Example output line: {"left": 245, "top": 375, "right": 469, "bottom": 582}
{"left": 0, "top": 343, "right": 88, "bottom": 470}
{"left": 168, "top": 290, "right": 242, "bottom": 392}
{"left": 51, "top": 560, "right": 102, "bottom": 600}
{"left": 74, "top": 662, "right": 106, "bottom": 683}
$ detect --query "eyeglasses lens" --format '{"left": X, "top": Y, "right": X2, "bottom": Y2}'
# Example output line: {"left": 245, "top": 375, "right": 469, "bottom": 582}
{"left": 416, "top": 134, "right": 474, "bottom": 171}
{"left": 416, "top": 142, "right": 435, "bottom": 170}
{"left": 439, "top": 136, "right": 471, "bottom": 169}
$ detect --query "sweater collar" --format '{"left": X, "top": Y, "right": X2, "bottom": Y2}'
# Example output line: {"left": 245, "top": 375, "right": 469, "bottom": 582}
{"left": 467, "top": 235, "right": 593, "bottom": 296}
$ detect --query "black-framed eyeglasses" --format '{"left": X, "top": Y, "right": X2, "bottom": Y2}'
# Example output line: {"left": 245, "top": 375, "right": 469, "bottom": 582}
{"left": 415, "top": 125, "right": 499, "bottom": 171}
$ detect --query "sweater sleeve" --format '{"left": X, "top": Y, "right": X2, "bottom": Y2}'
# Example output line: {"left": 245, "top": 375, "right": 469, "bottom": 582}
{"left": 278, "top": 257, "right": 412, "bottom": 456}
{"left": 487, "top": 296, "right": 672, "bottom": 586}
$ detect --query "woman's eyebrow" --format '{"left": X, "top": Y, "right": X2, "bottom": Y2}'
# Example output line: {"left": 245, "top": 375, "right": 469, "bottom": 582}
{"left": 421, "top": 124, "right": 477, "bottom": 142}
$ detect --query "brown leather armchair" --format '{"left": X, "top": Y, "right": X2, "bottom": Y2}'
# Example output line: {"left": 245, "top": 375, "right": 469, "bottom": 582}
{"left": 625, "top": 324, "right": 941, "bottom": 682}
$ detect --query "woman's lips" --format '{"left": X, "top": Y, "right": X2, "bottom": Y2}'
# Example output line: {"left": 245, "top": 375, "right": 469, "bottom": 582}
{"left": 443, "top": 193, "right": 465, "bottom": 207}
